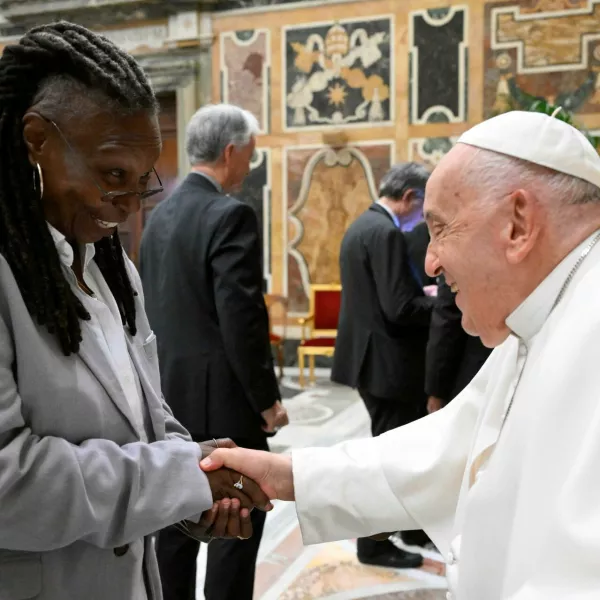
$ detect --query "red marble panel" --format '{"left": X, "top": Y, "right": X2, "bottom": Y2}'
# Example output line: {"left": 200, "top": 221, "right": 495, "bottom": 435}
{"left": 221, "top": 29, "right": 269, "bottom": 132}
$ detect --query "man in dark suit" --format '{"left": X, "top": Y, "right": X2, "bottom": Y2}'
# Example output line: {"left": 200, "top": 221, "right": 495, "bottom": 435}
{"left": 331, "top": 162, "right": 435, "bottom": 569}
{"left": 405, "top": 220, "right": 436, "bottom": 288}
{"left": 425, "top": 274, "right": 493, "bottom": 412}
{"left": 140, "top": 103, "right": 288, "bottom": 600}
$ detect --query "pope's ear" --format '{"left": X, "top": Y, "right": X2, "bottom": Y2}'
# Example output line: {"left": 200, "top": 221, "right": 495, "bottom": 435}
{"left": 504, "top": 188, "right": 540, "bottom": 264}
{"left": 22, "top": 112, "right": 50, "bottom": 165}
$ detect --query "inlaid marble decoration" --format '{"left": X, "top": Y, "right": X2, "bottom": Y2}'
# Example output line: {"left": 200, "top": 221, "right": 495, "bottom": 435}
{"left": 101, "top": 24, "right": 169, "bottom": 54}
{"left": 214, "top": 0, "right": 299, "bottom": 9}
{"left": 409, "top": 6, "right": 469, "bottom": 124}
{"left": 408, "top": 136, "right": 459, "bottom": 171}
{"left": 272, "top": 539, "right": 446, "bottom": 600}
{"left": 283, "top": 16, "right": 393, "bottom": 130}
{"left": 517, "top": 0, "right": 591, "bottom": 13}
{"left": 284, "top": 142, "right": 394, "bottom": 314}
{"left": 236, "top": 148, "right": 272, "bottom": 292}
{"left": 220, "top": 29, "right": 270, "bottom": 133}
{"left": 485, "top": 0, "right": 600, "bottom": 117}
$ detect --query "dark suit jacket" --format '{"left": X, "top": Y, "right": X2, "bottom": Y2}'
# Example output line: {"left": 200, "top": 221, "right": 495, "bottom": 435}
{"left": 139, "top": 173, "right": 279, "bottom": 441}
{"left": 405, "top": 220, "right": 436, "bottom": 287}
{"left": 331, "top": 204, "right": 435, "bottom": 399}
{"left": 425, "top": 278, "right": 493, "bottom": 403}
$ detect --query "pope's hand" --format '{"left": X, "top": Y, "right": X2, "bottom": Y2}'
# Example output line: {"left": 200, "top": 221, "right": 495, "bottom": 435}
{"left": 198, "top": 439, "right": 273, "bottom": 511}
{"left": 200, "top": 448, "right": 295, "bottom": 501}
{"left": 177, "top": 438, "right": 270, "bottom": 542}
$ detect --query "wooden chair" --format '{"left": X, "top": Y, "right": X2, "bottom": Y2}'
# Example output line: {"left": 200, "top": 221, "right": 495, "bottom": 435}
{"left": 297, "top": 284, "right": 342, "bottom": 387}
{"left": 264, "top": 294, "right": 288, "bottom": 380}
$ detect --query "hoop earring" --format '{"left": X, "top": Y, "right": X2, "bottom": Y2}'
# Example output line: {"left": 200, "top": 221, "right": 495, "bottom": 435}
{"left": 33, "top": 163, "right": 44, "bottom": 200}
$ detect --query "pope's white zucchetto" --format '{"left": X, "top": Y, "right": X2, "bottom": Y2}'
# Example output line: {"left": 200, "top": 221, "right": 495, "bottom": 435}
{"left": 457, "top": 110, "right": 600, "bottom": 190}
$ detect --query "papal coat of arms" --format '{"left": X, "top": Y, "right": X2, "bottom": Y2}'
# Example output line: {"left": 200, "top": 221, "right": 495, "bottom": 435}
{"left": 283, "top": 17, "right": 392, "bottom": 129}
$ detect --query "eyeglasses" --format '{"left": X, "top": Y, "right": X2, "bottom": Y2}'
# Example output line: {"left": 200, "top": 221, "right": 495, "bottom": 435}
{"left": 42, "top": 116, "right": 164, "bottom": 202}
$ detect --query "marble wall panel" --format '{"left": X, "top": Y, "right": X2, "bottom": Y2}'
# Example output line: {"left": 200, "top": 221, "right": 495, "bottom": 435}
{"left": 214, "top": 0, "right": 299, "bottom": 9}
{"left": 283, "top": 16, "right": 393, "bottom": 130}
{"left": 409, "top": 6, "right": 469, "bottom": 124}
{"left": 235, "top": 148, "right": 272, "bottom": 292}
{"left": 407, "top": 136, "right": 459, "bottom": 170}
{"left": 285, "top": 142, "right": 394, "bottom": 314}
{"left": 220, "top": 29, "right": 270, "bottom": 133}
{"left": 484, "top": 0, "right": 600, "bottom": 117}
{"left": 517, "top": 1, "right": 590, "bottom": 12}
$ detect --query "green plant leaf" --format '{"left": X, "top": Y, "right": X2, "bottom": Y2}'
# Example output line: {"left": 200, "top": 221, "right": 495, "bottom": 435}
{"left": 526, "top": 100, "right": 598, "bottom": 152}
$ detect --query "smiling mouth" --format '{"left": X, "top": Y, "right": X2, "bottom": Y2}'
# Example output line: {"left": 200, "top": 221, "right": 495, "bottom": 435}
{"left": 446, "top": 279, "right": 459, "bottom": 293}
{"left": 93, "top": 217, "right": 119, "bottom": 229}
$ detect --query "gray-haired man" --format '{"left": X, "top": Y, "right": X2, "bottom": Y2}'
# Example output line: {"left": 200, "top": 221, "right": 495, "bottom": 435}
{"left": 140, "top": 104, "right": 288, "bottom": 600}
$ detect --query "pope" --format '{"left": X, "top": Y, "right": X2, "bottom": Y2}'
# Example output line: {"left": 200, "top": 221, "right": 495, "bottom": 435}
{"left": 201, "top": 110, "right": 600, "bottom": 600}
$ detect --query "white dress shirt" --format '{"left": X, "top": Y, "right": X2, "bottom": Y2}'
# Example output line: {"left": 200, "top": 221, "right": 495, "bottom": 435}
{"left": 47, "top": 224, "right": 148, "bottom": 444}
{"left": 293, "top": 230, "right": 600, "bottom": 599}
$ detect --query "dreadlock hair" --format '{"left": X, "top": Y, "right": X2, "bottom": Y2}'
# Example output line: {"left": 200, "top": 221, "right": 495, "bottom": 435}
{"left": 0, "top": 21, "right": 159, "bottom": 355}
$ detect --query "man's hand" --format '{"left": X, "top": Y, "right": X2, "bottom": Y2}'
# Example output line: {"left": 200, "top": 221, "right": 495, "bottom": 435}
{"left": 261, "top": 400, "right": 289, "bottom": 433}
{"left": 427, "top": 396, "right": 444, "bottom": 414}
{"left": 201, "top": 448, "right": 295, "bottom": 501}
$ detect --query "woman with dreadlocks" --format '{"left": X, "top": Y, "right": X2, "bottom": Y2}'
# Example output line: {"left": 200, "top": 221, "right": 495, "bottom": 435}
{"left": 0, "top": 21, "right": 271, "bottom": 600}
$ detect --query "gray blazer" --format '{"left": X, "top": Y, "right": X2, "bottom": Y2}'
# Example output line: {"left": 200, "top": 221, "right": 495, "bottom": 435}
{"left": 0, "top": 254, "right": 212, "bottom": 600}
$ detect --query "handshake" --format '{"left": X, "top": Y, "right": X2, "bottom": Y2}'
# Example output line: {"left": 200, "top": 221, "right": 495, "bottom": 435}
{"left": 184, "top": 402, "right": 291, "bottom": 543}
{"left": 187, "top": 432, "right": 394, "bottom": 546}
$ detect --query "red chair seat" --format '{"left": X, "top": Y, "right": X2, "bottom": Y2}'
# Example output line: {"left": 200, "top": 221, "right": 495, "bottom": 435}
{"left": 300, "top": 337, "right": 336, "bottom": 348}
{"left": 270, "top": 332, "right": 282, "bottom": 343}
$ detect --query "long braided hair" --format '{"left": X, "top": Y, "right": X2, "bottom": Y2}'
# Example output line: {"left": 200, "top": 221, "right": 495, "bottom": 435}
{"left": 0, "top": 21, "right": 158, "bottom": 355}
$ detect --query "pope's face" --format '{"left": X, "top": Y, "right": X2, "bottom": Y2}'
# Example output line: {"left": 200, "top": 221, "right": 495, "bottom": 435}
{"left": 424, "top": 145, "right": 513, "bottom": 347}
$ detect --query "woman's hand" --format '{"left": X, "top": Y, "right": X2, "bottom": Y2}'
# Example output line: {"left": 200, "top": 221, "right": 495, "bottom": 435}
{"left": 191, "top": 438, "right": 273, "bottom": 542}
{"left": 184, "top": 499, "right": 253, "bottom": 540}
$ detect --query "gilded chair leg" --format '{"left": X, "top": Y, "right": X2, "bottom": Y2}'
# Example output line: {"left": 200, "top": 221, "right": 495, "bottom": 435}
{"left": 309, "top": 355, "right": 315, "bottom": 385}
{"left": 276, "top": 344, "right": 284, "bottom": 380}
{"left": 298, "top": 349, "right": 305, "bottom": 387}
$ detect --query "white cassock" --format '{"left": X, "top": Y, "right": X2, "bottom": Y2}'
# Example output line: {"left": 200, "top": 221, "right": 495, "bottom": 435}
{"left": 293, "top": 229, "right": 600, "bottom": 600}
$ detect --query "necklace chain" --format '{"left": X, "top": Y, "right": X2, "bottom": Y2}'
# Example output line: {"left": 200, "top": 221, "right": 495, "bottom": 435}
{"left": 499, "top": 230, "right": 600, "bottom": 434}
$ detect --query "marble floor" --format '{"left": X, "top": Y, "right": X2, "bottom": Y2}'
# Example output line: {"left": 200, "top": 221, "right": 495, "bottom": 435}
{"left": 195, "top": 370, "right": 448, "bottom": 599}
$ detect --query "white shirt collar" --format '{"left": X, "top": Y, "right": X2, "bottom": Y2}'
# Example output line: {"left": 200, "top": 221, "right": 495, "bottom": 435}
{"left": 46, "top": 222, "right": 96, "bottom": 272}
{"left": 506, "top": 230, "right": 600, "bottom": 341}
{"left": 376, "top": 200, "right": 400, "bottom": 227}
{"left": 191, "top": 170, "right": 224, "bottom": 194}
